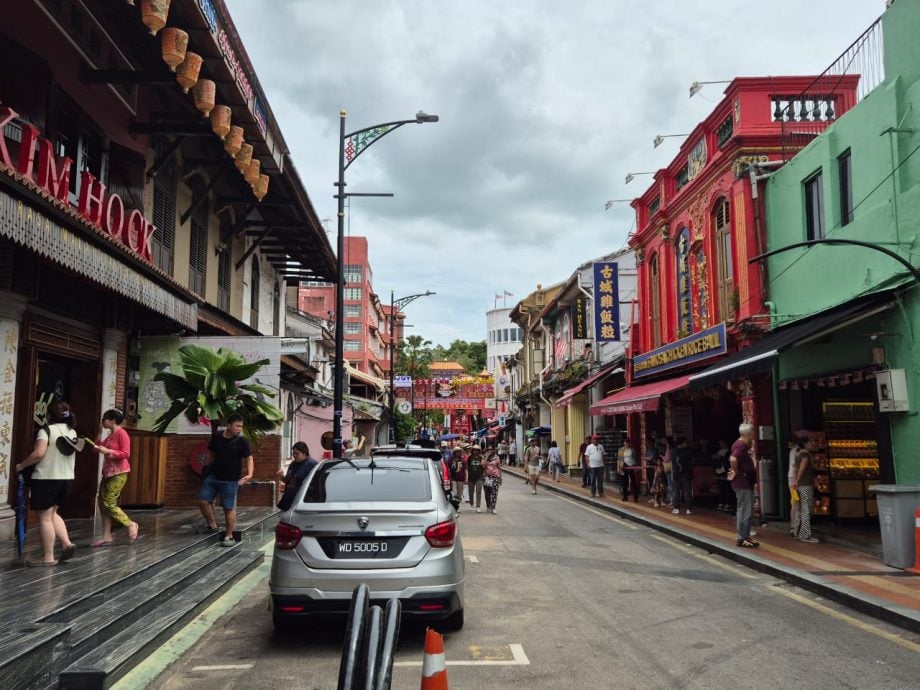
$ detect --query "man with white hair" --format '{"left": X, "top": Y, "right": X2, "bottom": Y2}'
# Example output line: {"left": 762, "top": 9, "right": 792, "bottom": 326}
{"left": 728, "top": 423, "right": 759, "bottom": 548}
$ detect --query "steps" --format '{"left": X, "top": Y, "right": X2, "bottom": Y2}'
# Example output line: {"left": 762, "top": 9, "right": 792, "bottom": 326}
{"left": 0, "top": 508, "right": 278, "bottom": 690}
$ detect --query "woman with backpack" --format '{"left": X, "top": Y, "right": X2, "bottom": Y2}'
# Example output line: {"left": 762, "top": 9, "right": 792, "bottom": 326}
{"left": 483, "top": 450, "right": 502, "bottom": 514}
{"left": 15, "top": 401, "right": 81, "bottom": 566}
{"left": 547, "top": 440, "right": 564, "bottom": 482}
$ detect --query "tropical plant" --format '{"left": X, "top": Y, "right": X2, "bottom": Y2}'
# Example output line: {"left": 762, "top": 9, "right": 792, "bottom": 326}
{"left": 152, "top": 344, "right": 284, "bottom": 445}
{"left": 397, "top": 335, "right": 433, "bottom": 379}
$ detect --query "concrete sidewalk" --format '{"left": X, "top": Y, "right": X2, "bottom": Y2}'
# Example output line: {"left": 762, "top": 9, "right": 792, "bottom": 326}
{"left": 505, "top": 466, "right": 920, "bottom": 634}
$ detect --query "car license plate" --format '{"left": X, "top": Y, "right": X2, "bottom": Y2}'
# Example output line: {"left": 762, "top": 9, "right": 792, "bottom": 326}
{"left": 336, "top": 540, "right": 391, "bottom": 558}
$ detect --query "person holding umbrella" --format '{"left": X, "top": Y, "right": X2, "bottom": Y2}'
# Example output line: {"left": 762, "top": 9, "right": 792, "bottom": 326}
{"left": 15, "top": 401, "right": 82, "bottom": 566}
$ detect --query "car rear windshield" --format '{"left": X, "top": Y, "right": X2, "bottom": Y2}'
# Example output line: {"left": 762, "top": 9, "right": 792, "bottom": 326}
{"left": 302, "top": 460, "right": 433, "bottom": 503}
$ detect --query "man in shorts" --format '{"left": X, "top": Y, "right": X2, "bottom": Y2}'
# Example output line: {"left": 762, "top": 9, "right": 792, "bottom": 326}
{"left": 198, "top": 414, "right": 254, "bottom": 547}
{"left": 524, "top": 437, "right": 543, "bottom": 495}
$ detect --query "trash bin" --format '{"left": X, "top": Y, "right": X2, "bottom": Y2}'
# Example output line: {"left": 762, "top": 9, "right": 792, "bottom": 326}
{"left": 758, "top": 458, "right": 777, "bottom": 517}
{"left": 870, "top": 485, "right": 920, "bottom": 569}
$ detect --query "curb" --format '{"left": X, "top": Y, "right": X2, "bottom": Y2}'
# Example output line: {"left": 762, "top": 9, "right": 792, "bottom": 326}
{"left": 507, "top": 468, "right": 920, "bottom": 635}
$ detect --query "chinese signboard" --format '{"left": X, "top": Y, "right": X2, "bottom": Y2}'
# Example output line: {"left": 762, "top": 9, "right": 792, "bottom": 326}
{"left": 676, "top": 227, "right": 693, "bottom": 337}
{"left": 411, "top": 378, "right": 493, "bottom": 411}
{"left": 572, "top": 295, "right": 588, "bottom": 339}
{"left": 633, "top": 322, "right": 727, "bottom": 378}
{"left": 593, "top": 262, "right": 620, "bottom": 342}
{"left": 0, "top": 318, "right": 18, "bottom": 506}
{"left": 394, "top": 375, "right": 413, "bottom": 388}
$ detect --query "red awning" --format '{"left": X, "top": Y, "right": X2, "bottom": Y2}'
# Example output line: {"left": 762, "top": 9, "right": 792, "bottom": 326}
{"left": 554, "top": 363, "right": 622, "bottom": 408}
{"left": 589, "top": 375, "right": 690, "bottom": 416}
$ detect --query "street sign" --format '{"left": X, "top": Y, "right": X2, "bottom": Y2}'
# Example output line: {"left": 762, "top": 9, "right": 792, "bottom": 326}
{"left": 397, "top": 401, "right": 412, "bottom": 414}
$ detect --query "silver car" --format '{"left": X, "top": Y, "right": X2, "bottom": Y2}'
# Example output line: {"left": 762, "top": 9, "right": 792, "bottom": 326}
{"left": 269, "top": 446, "right": 465, "bottom": 631}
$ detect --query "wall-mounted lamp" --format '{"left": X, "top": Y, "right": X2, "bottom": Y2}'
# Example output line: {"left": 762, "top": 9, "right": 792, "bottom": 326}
{"left": 625, "top": 172, "right": 655, "bottom": 185}
{"left": 653, "top": 133, "right": 690, "bottom": 148}
{"left": 689, "top": 80, "right": 731, "bottom": 98}
{"left": 605, "top": 199, "right": 632, "bottom": 210}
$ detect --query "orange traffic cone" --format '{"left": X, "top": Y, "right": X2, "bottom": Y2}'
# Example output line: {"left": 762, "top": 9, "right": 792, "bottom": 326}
{"left": 906, "top": 508, "right": 920, "bottom": 575}
{"left": 420, "top": 627, "right": 448, "bottom": 689}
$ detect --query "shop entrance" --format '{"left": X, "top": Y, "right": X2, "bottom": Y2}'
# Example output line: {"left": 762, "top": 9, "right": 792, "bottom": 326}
{"left": 14, "top": 315, "right": 102, "bottom": 520}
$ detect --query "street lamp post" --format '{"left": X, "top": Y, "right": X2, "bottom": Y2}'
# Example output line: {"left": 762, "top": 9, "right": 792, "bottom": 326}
{"left": 333, "top": 110, "right": 438, "bottom": 459}
{"left": 388, "top": 289, "right": 435, "bottom": 445}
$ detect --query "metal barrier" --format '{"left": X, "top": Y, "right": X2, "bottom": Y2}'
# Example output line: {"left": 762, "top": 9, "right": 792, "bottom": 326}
{"left": 338, "top": 584, "right": 402, "bottom": 690}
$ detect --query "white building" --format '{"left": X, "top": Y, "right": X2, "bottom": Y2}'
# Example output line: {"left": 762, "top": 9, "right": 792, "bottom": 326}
{"left": 486, "top": 306, "right": 523, "bottom": 424}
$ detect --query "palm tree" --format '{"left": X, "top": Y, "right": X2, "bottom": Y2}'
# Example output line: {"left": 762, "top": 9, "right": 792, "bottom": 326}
{"left": 152, "top": 343, "right": 284, "bottom": 444}
{"left": 397, "top": 335, "right": 433, "bottom": 379}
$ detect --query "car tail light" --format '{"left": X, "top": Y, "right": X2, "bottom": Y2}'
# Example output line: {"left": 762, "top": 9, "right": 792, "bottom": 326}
{"left": 280, "top": 605, "right": 305, "bottom": 613}
{"left": 419, "top": 603, "right": 446, "bottom": 611}
{"left": 275, "top": 522, "right": 303, "bottom": 549}
{"left": 425, "top": 520, "right": 457, "bottom": 548}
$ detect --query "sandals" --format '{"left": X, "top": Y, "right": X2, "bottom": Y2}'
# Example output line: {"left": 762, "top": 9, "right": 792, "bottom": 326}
{"left": 736, "top": 538, "right": 759, "bottom": 548}
{"left": 91, "top": 540, "right": 114, "bottom": 548}
{"left": 26, "top": 559, "right": 59, "bottom": 567}
{"left": 128, "top": 522, "right": 140, "bottom": 543}
{"left": 59, "top": 544, "right": 77, "bottom": 562}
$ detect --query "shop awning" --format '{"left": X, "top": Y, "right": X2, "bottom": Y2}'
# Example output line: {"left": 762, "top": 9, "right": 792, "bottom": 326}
{"left": 688, "top": 290, "right": 900, "bottom": 390}
{"left": 554, "top": 361, "right": 623, "bottom": 408}
{"left": 590, "top": 375, "right": 690, "bottom": 416}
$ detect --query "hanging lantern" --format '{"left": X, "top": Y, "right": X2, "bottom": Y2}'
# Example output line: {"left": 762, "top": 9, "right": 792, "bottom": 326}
{"left": 224, "top": 126, "right": 244, "bottom": 156}
{"left": 253, "top": 174, "right": 270, "bottom": 201}
{"left": 244, "top": 159, "right": 261, "bottom": 185}
{"left": 210, "top": 105, "right": 232, "bottom": 139}
{"left": 235, "top": 143, "right": 253, "bottom": 171}
{"left": 160, "top": 27, "right": 188, "bottom": 72}
{"left": 191, "top": 78, "right": 216, "bottom": 117}
{"left": 140, "top": 0, "right": 171, "bottom": 36}
{"left": 176, "top": 52, "right": 202, "bottom": 93}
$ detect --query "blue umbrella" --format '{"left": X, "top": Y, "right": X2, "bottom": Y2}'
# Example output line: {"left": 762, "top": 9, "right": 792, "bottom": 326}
{"left": 15, "top": 473, "right": 27, "bottom": 556}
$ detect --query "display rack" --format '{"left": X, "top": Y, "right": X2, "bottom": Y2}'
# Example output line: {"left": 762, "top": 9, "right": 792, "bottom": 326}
{"left": 822, "top": 401, "right": 879, "bottom": 519}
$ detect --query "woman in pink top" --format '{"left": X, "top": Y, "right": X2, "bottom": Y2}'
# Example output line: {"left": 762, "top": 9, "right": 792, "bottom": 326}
{"left": 92, "top": 408, "right": 138, "bottom": 546}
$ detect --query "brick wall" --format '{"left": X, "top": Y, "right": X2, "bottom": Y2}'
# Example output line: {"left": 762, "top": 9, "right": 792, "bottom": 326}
{"left": 163, "top": 433, "right": 281, "bottom": 507}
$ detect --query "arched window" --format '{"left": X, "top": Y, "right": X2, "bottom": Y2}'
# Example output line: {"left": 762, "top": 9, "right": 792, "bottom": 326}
{"left": 713, "top": 198, "right": 734, "bottom": 321}
{"left": 250, "top": 256, "right": 260, "bottom": 329}
{"left": 649, "top": 253, "right": 661, "bottom": 348}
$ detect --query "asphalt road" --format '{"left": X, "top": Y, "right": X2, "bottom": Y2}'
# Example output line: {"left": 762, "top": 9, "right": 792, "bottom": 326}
{"left": 141, "top": 476, "right": 920, "bottom": 690}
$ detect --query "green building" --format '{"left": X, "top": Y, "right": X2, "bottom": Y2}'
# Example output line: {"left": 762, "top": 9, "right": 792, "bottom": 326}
{"left": 763, "top": 0, "right": 920, "bottom": 514}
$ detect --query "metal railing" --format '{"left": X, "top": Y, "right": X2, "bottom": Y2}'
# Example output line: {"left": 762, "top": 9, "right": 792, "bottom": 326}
{"left": 338, "top": 584, "right": 402, "bottom": 690}
{"left": 778, "top": 15, "right": 884, "bottom": 160}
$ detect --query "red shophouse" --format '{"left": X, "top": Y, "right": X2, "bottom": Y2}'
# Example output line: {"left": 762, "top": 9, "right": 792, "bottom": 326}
{"left": 591, "top": 77, "right": 859, "bottom": 508}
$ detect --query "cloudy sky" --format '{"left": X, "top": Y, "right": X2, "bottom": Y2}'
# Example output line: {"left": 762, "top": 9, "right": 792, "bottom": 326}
{"left": 225, "top": 0, "right": 882, "bottom": 347}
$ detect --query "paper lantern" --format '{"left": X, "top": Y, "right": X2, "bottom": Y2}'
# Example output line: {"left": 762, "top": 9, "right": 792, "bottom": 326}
{"left": 141, "top": 0, "right": 171, "bottom": 36}
{"left": 191, "top": 79, "right": 216, "bottom": 117}
{"left": 210, "top": 105, "right": 231, "bottom": 139}
{"left": 253, "top": 174, "right": 269, "bottom": 201}
{"left": 224, "top": 126, "right": 244, "bottom": 156}
{"left": 244, "top": 159, "right": 261, "bottom": 185}
{"left": 235, "top": 143, "right": 253, "bottom": 171}
{"left": 176, "top": 52, "right": 202, "bottom": 93}
{"left": 160, "top": 27, "right": 188, "bottom": 72}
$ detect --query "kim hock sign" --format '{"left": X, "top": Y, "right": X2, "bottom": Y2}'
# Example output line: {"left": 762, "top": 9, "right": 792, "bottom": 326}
{"left": 593, "top": 262, "right": 620, "bottom": 342}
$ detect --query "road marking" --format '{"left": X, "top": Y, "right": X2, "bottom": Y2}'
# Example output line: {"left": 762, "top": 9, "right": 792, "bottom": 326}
{"left": 649, "top": 533, "right": 758, "bottom": 579}
{"left": 466, "top": 554, "right": 480, "bottom": 564}
{"left": 553, "top": 494, "right": 639, "bottom": 529}
{"left": 773, "top": 587, "right": 920, "bottom": 654}
{"left": 393, "top": 643, "right": 530, "bottom": 667}
{"left": 190, "top": 664, "right": 254, "bottom": 671}
{"left": 111, "top": 541, "right": 274, "bottom": 690}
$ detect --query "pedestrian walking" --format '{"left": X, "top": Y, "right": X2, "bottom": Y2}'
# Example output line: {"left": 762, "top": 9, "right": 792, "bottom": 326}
{"left": 713, "top": 439, "right": 734, "bottom": 512}
{"left": 507, "top": 439, "right": 517, "bottom": 466}
{"left": 579, "top": 435, "right": 591, "bottom": 488}
{"left": 671, "top": 437, "right": 694, "bottom": 514}
{"left": 277, "top": 442, "right": 317, "bottom": 511}
{"left": 547, "top": 440, "right": 564, "bottom": 481}
{"left": 728, "top": 423, "right": 759, "bottom": 548}
{"left": 585, "top": 434, "right": 606, "bottom": 498}
{"left": 198, "top": 414, "right": 254, "bottom": 547}
{"left": 449, "top": 448, "right": 467, "bottom": 510}
{"left": 483, "top": 451, "right": 502, "bottom": 513}
{"left": 788, "top": 436, "right": 804, "bottom": 536}
{"left": 498, "top": 439, "right": 508, "bottom": 464}
{"left": 523, "top": 437, "right": 543, "bottom": 494}
{"left": 618, "top": 438, "right": 639, "bottom": 502}
{"left": 793, "top": 436, "right": 820, "bottom": 543}
{"left": 643, "top": 437, "right": 659, "bottom": 498}
{"left": 92, "top": 408, "right": 139, "bottom": 547}
{"left": 651, "top": 455, "right": 668, "bottom": 506}
{"left": 663, "top": 437, "right": 675, "bottom": 506}
{"left": 15, "top": 401, "right": 81, "bottom": 566}
{"left": 466, "top": 446, "right": 485, "bottom": 512}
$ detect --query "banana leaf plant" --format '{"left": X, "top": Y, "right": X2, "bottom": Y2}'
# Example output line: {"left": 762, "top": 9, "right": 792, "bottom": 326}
{"left": 152, "top": 343, "right": 284, "bottom": 445}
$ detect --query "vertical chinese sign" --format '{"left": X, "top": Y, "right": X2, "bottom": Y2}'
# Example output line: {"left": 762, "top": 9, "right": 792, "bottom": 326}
{"left": 0, "top": 320, "right": 18, "bottom": 507}
{"left": 676, "top": 227, "right": 693, "bottom": 338}
{"left": 593, "top": 262, "right": 620, "bottom": 342}
{"left": 571, "top": 296, "right": 587, "bottom": 339}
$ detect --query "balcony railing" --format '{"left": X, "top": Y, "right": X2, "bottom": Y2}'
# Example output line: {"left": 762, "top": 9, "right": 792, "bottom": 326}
{"left": 778, "top": 15, "right": 884, "bottom": 160}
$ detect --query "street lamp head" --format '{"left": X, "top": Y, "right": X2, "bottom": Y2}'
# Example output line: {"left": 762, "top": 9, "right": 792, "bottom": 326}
{"left": 625, "top": 173, "right": 635, "bottom": 185}
{"left": 653, "top": 135, "right": 664, "bottom": 148}
{"left": 416, "top": 111, "right": 439, "bottom": 123}
{"left": 689, "top": 81, "right": 703, "bottom": 97}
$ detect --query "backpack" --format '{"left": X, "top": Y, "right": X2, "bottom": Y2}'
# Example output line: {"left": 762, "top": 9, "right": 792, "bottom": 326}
{"left": 468, "top": 455, "right": 483, "bottom": 481}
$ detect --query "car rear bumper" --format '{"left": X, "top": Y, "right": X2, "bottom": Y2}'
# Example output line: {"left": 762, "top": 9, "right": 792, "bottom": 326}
{"left": 270, "top": 588, "right": 463, "bottom": 619}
